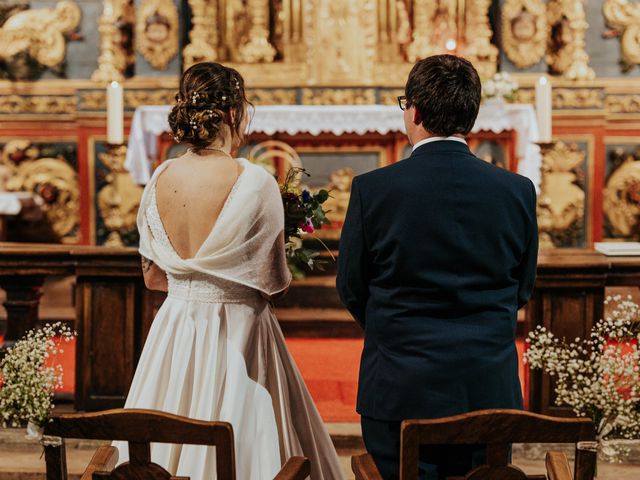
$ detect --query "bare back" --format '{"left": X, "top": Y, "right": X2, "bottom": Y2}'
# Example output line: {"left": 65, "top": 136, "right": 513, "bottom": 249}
{"left": 155, "top": 153, "right": 242, "bottom": 259}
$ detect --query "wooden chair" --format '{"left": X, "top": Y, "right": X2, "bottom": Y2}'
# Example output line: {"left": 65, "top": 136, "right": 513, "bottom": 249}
{"left": 352, "top": 409, "right": 596, "bottom": 480}
{"left": 43, "top": 408, "right": 310, "bottom": 480}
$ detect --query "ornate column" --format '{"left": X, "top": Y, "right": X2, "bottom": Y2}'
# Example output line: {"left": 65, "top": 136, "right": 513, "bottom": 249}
{"left": 603, "top": 0, "right": 640, "bottom": 71}
{"left": 547, "top": 0, "right": 595, "bottom": 80}
{"left": 238, "top": 0, "right": 276, "bottom": 63}
{"left": 92, "top": 0, "right": 126, "bottom": 82}
{"left": 464, "top": 0, "right": 498, "bottom": 78}
{"left": 183, "top": 0, "right": 218, "bottom": 68}
{"left": 377, "top": 0, "right": 400, "bottom": 62}
{"left": 406, "top": 0, "right": 438, "bottom": 61}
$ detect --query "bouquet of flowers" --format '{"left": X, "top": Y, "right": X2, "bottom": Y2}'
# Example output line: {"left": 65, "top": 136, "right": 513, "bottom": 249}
{"left": 0, "top": 322, "right": 75, "bottom": 437}
{"left": 281, "top": 168, "right": 333, "bottom": 278}
{"left": 524, "top": 295, "right": 640, "bottom": 461}
{"left": 482, "top": 72, "right": 519, "bottom": 103}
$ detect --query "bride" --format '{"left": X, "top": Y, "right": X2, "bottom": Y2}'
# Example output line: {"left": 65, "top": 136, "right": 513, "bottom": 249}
{"left": 115, "top": 62, "right": 344, "bottom": 480}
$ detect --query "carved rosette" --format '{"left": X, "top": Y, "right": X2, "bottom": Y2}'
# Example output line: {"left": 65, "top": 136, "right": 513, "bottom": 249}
{"left": 464, "top": 0, "right": 498, "bottom": 78}
{"left": 2, "top": 141, "right": 80, "bottom": 242}
{"left": 237, "top": 0, "right": 277, "bottom": 63}
{"left": 604, "top": 148, "right": 640, "bottom": 238}
{"left": 546, "top": 0, "right": 595, "bottom": 80}
{"left": 603, "top": 0, "right": 640, "bottom": 71}
{"left": 501, "top": 0, "right": 547, "bottom": 68}
{"left": 135, "top": 0, "right": 179, "bottom": 70}
{"left": 183, "top": 0, "right": 218, "bottom": 69}
{"left": 537, "top": 141, "right": 586, "bottom": 248}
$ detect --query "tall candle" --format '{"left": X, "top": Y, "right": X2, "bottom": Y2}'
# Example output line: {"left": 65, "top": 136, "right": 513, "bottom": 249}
{"left": 535, "top": 76, "right": 552, "bottom": 143}
{"left": 107, "top": 81, "right": 124, "bottom": 145}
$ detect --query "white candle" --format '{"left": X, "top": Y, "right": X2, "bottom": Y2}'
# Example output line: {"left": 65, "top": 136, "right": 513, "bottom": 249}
{"left": 535, "top": 76, "right": 552, "bottom": 143}
{"left": 107, "top": 81, "right": 124, "bottom": 145}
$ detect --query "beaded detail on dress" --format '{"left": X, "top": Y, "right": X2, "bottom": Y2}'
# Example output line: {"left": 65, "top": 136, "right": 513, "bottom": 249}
{"left": 145, "top": 185, "right": 259, "bottom": 304}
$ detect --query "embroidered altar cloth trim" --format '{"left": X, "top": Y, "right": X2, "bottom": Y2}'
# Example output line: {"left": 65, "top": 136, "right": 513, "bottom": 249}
{"left": 125, "top": 104, "right": 541, "bottom": 188}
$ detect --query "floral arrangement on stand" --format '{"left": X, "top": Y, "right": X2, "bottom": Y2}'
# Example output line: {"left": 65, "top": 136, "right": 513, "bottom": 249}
{"left": 482, "top": 72, "right": 519, "bottom": 104}
{"left": 0, "top": 322, "right": 75, "bottom": 439}
{"left": 525, "top": 295, "right": 640, "bottom": 462}
{"left": 281, "top": 168, "right": 333, "bottom": 279}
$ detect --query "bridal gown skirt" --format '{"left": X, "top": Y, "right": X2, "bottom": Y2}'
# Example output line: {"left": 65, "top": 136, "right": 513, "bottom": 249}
{"left": 114, "top": 291, "right": 344, "bottom": 480}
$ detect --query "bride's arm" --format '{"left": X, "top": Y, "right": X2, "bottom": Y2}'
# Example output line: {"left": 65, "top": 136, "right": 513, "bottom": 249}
{"left": 141, "top": 256, "right": 168, "bottom": 292}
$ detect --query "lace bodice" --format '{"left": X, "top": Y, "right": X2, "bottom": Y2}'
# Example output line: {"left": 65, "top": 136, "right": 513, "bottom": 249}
{"left": 145, "top": 185, "right": 260, "bottom": 304}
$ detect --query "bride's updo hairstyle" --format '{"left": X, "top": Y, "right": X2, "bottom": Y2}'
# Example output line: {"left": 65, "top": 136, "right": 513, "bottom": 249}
{"left": 169, "top": 62, "right": 250, "bottom": 152}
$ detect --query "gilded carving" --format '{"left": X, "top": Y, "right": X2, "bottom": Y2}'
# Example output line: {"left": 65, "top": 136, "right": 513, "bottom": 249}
{"left": 237, "top": 0, "right": 277, "bottom": 63}
{"left": 2, "top": 140, "right": 79, "bottom": 241}
{"left": 97, "top": 145, "right": 143, "bottom": 246}
{"left": 464, "top": 0, "right": 499, "bottom": 79}
{"left": 79, "top": 91, "right": 106, "bottom": 110}
{"left": 136, "top": 0, "right": 179, "bottom": 70}
{"left": 537, "top": 141, "right": 586, "bottom": 248}
{"left": 302, "top": 88, "right": 376, "bottom": 105}
{"left": 0, "top": 1, "right": 81, "bottom": 80}
{"left": 183, "top": 0, "right": 218, "bottom": 68}
{"left": 379, "top": 89, "right": 405, "bottom": 106}
{"left": 546, "top": 0, "right": 595, "bottom": 80}
{"left": 248, "top": 140, "right": 302, "bottom": 180}
{"left": 553, "top": 88, "right": 604, "bottom": 109}
{"left": 247, "top": 89, "right": 297, "bottom": 105}
{"left": 124, "top": 90, "right": 175, "bottom": 108}
{"left": 92, "top": 0, "right": 132, "bottom": 83}
{"left": 603, "top": 0, "right": 640, "bottom": 71}
{"left": 501, "top": 0, "right": 547, "bottom": 69}
{"left": 516, "top": 89, "right": 535, "bottom": 105}
{"left": 321, "top": 168, "right": 355, "bottom": 226}
{"left": 306, "top": 0, "right": 377, "bottom": 85}
{"left": 406, "top": 0, "right": 439, "bottom": 61}
{"left": 606, "top": 94, "right": 640, "bottom": 113}
{"left": 604, "top": 147, "right": 640, "bottom": 238}
{"left": 0, "top": 95, "right": 76, "bottom": 114}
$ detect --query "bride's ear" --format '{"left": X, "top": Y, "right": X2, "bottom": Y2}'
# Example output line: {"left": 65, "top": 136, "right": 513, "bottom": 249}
{"left": 227, "top": 109, "right": 236, "bottom": 126}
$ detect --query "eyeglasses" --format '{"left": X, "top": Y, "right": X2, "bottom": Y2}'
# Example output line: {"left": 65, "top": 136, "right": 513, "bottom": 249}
{"left": 397, "top": 95, "right": 410, "bottom": 111}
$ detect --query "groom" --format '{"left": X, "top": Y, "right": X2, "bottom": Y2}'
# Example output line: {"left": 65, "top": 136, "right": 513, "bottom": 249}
{"left": 337, "top": 55, "right": 538, "bottom": 478}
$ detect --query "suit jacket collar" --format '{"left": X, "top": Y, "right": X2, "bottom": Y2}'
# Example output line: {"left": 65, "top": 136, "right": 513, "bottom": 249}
{"left": 410, "top": 139, "right": 471, "bottom": 158}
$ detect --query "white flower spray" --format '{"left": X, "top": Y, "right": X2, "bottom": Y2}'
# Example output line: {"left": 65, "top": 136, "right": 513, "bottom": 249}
{"left": 524, "top": 295, "right": 640, "bottom": 461}
{"left": 482, "top": 72, "right": 519, "bottom": 103}
{"left": 0, "top": 322, "right": 76, "bottom": 429}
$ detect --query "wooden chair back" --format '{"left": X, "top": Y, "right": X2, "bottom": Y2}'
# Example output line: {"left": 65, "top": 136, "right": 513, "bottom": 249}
{"left": 400, "top": 409, "right": 596, "bottom": 480}
{"left": 43, "top": 408, "right": 236, "bottom": 480}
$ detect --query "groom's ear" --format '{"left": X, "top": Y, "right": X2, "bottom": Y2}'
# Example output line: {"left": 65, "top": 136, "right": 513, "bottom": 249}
{"left": 412, "top": 106, "right": 423, "bottom": 127}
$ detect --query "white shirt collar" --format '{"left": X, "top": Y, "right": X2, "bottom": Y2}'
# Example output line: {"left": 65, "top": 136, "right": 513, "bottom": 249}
{"left": 411, "top": 136, "right": 467, "bottom": 152}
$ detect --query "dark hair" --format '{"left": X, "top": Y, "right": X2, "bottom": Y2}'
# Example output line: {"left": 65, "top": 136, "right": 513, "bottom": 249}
{"left": 405, "top": 55, "right": 481, "bottom": 137}
{"left": 169, "top": 62, "right": 251, "bottom": 152}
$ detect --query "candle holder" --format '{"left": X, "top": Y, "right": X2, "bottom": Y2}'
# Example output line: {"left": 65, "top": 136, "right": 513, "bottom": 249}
{"left": 535, "top": 141, "right": 587, "bottom": 250}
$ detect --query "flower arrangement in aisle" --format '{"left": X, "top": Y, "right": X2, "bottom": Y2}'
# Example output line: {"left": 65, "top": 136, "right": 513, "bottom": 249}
{"left": 524, "top": 295, "right": 640, "bottom": 461}
{"left": 281, "top": 168, "right": 333, "bottom": 279}
{"left": 0, "top": 322, "right": 75, "bottom": 438}
{"left": 482, "top": 72, "right": 519, "bottom": 103}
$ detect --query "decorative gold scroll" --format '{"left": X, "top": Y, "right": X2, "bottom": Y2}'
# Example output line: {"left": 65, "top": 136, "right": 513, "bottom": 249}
{"left": 537, "top": 141, "right": 586, "bottom": 248}
{"left": 604, "top": 148, "right": 640, "bottom": 238}
{"left": 603, "top": 0, "right": 640, "bottom": 71}
{"left": 464, "top": 0, "right": 498, "bottom": 78}
{"left": 0, "top": 1, "right": 81, "bottom": 74}
{"left": 546, "top": 0, "right": 595, "bottom": 80}
{"left": 406, "top": 0, "right": 440, "bottom": 61}
{"left": 501, "top": 0, "right": 547, "bottom": 68}
{"left": 135, "top": 0, "right": 179, "bottom": 70}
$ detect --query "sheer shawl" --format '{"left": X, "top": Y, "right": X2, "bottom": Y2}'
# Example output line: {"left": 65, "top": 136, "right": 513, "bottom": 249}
{"left": 137, "top": 157, "right": 291, "bottom": 297}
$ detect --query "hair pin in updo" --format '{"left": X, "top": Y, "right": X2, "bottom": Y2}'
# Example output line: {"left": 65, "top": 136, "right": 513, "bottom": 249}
{"left": 191, "top": 92, "right": 200, "bottom": 105}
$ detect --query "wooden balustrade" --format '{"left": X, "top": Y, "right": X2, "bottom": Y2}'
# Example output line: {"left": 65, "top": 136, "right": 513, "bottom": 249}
{"left": 1, "top": 243, "right": 639, "bottom": 414}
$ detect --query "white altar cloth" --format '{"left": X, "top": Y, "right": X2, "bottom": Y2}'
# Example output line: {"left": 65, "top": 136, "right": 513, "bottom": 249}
{"left": 125, "top": 104, "right": 541, "bottom": 187}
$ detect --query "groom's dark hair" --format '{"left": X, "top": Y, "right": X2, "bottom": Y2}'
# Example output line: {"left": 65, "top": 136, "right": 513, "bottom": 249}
{"left": 405, "top": 55, "right": 481, "bottom": 137}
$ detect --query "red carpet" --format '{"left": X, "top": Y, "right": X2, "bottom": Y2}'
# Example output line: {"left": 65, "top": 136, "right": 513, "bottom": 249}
{"left": 1, "top": 336, "right": 527, "bottom": 422}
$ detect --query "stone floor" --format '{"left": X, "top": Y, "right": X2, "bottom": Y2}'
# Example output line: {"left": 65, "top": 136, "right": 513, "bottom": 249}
{"left": 1, "top": 425, "right": 639, "bottom": 479}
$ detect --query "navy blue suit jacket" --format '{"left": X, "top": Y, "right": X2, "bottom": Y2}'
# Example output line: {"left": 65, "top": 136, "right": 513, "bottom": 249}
{"left": 336, "top": 140, "right": 538, "bottom": 421}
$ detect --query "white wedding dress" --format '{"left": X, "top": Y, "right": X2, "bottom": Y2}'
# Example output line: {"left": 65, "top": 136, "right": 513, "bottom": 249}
{"left": 114, "top": 157, "right": 344, "bottom": 480}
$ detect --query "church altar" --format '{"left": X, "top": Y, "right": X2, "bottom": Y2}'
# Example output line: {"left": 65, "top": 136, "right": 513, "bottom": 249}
{"left": 125, "top": 104, "right": 542, "bottom": 187}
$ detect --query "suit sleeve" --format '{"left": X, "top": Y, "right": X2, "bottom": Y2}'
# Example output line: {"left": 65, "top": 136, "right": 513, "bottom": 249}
{"left": 517, "top": 181, "right": 539, "bottom": 309}
{"left": 336, "top": 177, "right": 369, "bottom": 328}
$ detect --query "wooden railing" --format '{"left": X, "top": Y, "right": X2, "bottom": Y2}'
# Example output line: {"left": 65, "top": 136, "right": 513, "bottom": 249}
{"left": 1, "top": 243, "right": 639, "bottom": 414}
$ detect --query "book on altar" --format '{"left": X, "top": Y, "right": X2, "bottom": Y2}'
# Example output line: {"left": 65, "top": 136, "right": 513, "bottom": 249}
{"left": 594, "top": 242, "right": 640, "bottom": 256}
